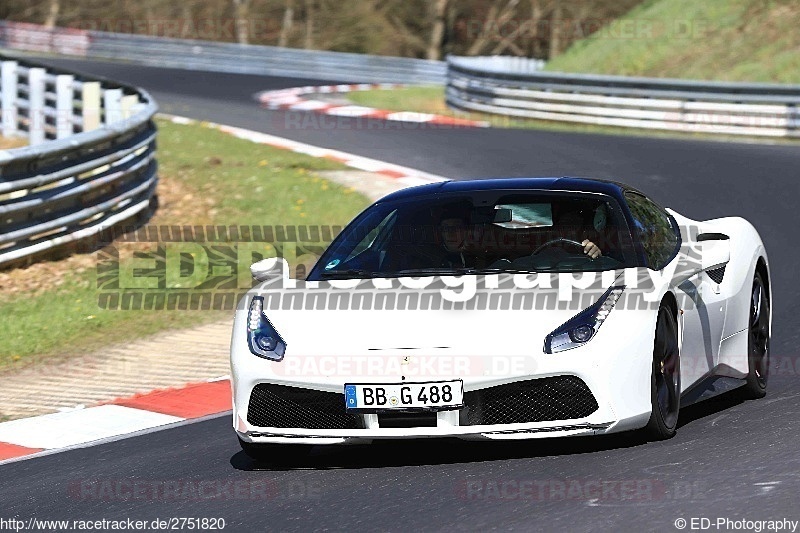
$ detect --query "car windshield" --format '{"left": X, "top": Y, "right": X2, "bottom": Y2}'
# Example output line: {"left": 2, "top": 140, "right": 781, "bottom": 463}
{"left": 309, "top": 190, "right": 638, "bottom": 279}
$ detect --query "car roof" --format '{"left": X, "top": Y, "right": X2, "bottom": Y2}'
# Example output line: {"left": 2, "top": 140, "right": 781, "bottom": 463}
{"left": 377, "top": 177, "right": 642, "bottom": 204}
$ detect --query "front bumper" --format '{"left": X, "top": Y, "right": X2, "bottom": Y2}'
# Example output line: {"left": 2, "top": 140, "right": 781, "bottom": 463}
{"left": 235, "top": 375, "right": 632, "bottom": 444}
{"left": 238, "top": 422, "right": 618, "bottom": 446}
{"left": 231, "top": 307, "right": 657, "bottom": 445}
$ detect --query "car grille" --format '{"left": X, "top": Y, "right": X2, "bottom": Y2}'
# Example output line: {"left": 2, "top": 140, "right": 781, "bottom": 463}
{"left": 247, "top": 383, "right": 362, "bottom": 429}
{"left": 706, "top": 266, "right": 726, "bottom": 284}
{"left": 378, "top": 412, "right": 438, "bottom": 428}
{"left": 463, "top": 376, "right": 598, "bottom": 426}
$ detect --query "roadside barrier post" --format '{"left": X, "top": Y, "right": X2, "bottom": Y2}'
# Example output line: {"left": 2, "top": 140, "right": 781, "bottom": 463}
{"left": 1, "top": 60, "right": 18, "bottom": 137}
{"left": 103, "top": 88, "right": 123, "bottom": 125}
{"left": 27, "top": 67, "right": 46, "bottom": 145}
{"left": 55, "top": 74, "right": 74, "bottom": 139}
{"left": 81, "top": 81, "right": 101, "bottom": 131}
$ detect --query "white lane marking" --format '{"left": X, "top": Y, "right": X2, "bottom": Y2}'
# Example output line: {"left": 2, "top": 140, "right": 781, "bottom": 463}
{"left": 200, "top": 119, "right": 447, "bottom": 184}
{"left": 255, "top": 84, "right": 487, "bottom": 127}
{"left": 289, "top": 100, "right": 330, "bottom": 111}
{"left": 0, "top": 405, "right": 182, "bottom": 450}
{"left": 324, "top": 105, "right": 377, "bottom": 117}
{"left": 265, "top": 95, "right": 301, "bottom": 107}
{"left": 386, "top": 111, "right": 436, "bottom": 123}
{"left": 0, "top": 411, "right": 231, "bottom": 467}
{"left": 169, "top": 115, "right": 193, "bottom": 125}
{"left": 754, "top": 481, "right": 781, "bottom": 494}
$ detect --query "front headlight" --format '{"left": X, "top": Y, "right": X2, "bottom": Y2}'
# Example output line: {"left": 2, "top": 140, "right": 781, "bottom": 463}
{"left": 544, "top": 285, "right": 625, "bottom": 354}
{"left": 247, "top": 296, "right": 287, "bottom": 360}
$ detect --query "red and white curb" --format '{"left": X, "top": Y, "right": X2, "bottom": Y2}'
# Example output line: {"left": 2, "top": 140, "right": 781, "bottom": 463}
{"left": 257, "top": 83, "right": 489, "bottom": 128}
{"left": 0, "top": 378, "right": 232, "bottom": 463}
{"left": 161, "top": 114, "right": 449, "bottom": 187}
{"left": 0, "top": 116, "right": 450, "bottom": 463}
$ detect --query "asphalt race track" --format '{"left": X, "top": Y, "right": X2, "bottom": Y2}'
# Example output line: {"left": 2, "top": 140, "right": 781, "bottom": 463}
{"left": 3, "top": 57, "right": 800, "bottom": 532}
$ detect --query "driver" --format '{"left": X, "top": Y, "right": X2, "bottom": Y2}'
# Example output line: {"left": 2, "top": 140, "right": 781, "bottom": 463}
{"left": 553, "top": 204, "right": 602, "bottom": 259}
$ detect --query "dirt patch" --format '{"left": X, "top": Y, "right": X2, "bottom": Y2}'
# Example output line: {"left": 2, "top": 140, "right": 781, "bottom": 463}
{"left": 0, "top": 136, "right": 27, "bottom": 150}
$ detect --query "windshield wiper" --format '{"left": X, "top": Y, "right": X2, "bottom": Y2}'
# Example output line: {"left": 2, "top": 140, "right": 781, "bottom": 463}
{"left": 320, "top": 268, "right": 375, "bottom": 279}
{"left": 322, "top": 266, "right": 542, "bottom": 279}
{"left": 468, "top": 267, "right": 540, "bottom": 275}
{"left": 394, "top": 268, "right": 475, "bottom": 276}
{"left": 394, "top": 267, "right": 539, "bottom": 276}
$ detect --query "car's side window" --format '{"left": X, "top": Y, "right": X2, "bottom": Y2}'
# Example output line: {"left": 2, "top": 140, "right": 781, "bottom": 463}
{"left": 625, "top": 192, "right": 679, "bottom": 270}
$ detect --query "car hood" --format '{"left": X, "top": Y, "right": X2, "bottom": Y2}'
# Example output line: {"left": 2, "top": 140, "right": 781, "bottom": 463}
{"left": 269, "top": 307, "right": 577, "bottom": 356}
{"left": 251, "top": 272, "right": 632, "bottom": 357}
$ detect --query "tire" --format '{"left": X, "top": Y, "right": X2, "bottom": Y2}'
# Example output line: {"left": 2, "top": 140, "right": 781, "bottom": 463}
{"left": 643, "top": 304, "right": 681, "bottom": 441}
{"left": 739, "top": 271, "right": 770, "bottom": 400}
{"left": 238, "top": 437, "right": 312, "bottom": 463}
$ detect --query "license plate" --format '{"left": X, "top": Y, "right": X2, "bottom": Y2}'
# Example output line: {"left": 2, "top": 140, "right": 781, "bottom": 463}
{"left": 344, "top": 380, "right": 463, "bottom": 411}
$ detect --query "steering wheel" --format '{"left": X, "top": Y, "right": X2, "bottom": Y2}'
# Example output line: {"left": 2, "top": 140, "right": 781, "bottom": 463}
{"left": 531, "top": 238, "right": 585, "bottom": 256}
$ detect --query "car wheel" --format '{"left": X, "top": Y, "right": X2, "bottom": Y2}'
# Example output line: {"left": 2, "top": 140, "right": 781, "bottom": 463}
{"left": 643, "top": 305, "right": 681, "bottom": 440}
{"left": 739, "top": 271, "right": 770, "bottom": 399}
{"left": 238, "top": 437, "right": 312, "bottom": 463}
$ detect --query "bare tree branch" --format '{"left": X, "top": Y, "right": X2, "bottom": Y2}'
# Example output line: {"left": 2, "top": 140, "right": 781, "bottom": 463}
{"left": 427, "top": 0, "right": 448, "bottom": 60}
{"left": 232, "top": 0, "right": 250, "bottom": 45}
{"left": 303, "top": 0, "right": 314, "bottom": 49}
{"left": 389, "top": 14, "right": 428, "bottom": 54}
{"left": 466, "top": 0, "right": 520, "bottom": 56}
{"left": 278, "top": 0, "right": 294, "bottom": 47}
{"left": 43, "top": 0, "right": 60, "bottom": 28}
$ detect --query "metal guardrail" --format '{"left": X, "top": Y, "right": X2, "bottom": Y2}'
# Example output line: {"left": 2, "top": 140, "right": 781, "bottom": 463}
{"left": 447, "top": 56, "right": 800, "bottom": 137}
{"left": 0, "top": 54, "right": 158, "bottom": 267}
{"left": 0, "top": 20, "right": 446, "bottom": 85}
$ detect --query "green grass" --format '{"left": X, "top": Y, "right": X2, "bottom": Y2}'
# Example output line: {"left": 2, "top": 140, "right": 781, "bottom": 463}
{"left": 0, "top": 274, "right": 213, "bottom": 369}
{"left": 348, "top": 86, "right": 458, "bottom": 116}
{"left": 156, "top": 119, "right": 367, "bottom": 225}
{"left": 346, "top": 86, "right": 799, "bottom": 143}
{"left": 545, "top": 0, "right": 800, "bottom": 83}
{"left": 0, "top": 117, "right": 370, "bottom": 370}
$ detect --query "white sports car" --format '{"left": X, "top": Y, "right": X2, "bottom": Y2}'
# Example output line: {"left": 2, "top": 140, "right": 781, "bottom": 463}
{"left": 231, "top": 178, "right": 770, "bottom": 460}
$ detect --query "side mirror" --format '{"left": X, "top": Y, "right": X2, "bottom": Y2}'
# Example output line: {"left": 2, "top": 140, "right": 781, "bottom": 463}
{"left": 250, "top": 257, "right": 290, "bottom": 282}
{"left": 698, "top": 233, "right": 730, "bottom": 271}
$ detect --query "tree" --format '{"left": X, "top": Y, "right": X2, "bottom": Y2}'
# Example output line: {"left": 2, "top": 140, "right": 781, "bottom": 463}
{"left": 427, "top": 0, "right": 448, "bottom": 60}
{"left": 43, "top": 0, "right": 59, "bottom": 28}
{"left": 1, "top": 0, "right": 646, "bottom": 59}
{"left": 278, "top": 0, "right": 294, "bottom": 47}
{"left": 303, "top": 0, "right": 314, "bottom": 49}
{"left": 232, "top": 0, "right": 250, "bottom": 44}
